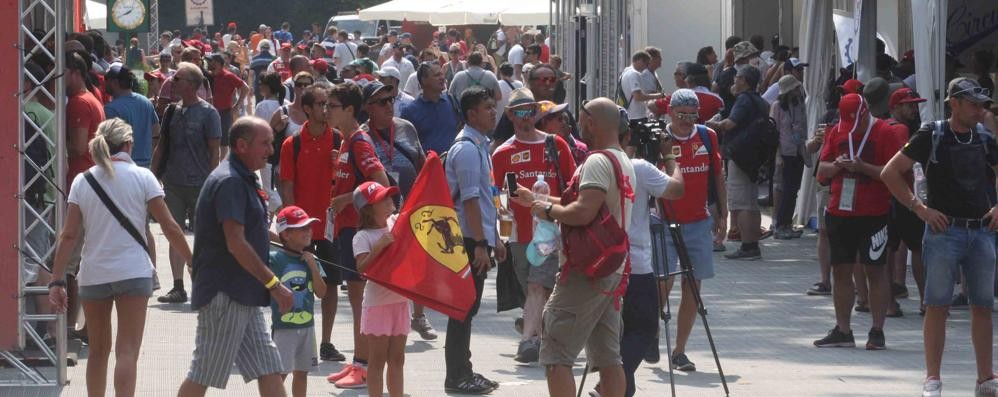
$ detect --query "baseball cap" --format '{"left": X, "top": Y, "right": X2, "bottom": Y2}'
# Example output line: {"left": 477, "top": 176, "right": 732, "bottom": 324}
{"left": 838, "top": 79, "right": 864, "bottom": 94}
{"left": 281, "top": 42, "right": 292, "bottom": 50}
{"left": 901, "top": 49, "right": 914, "bottom": 63}
{"left": 362, "top": 80, "right": 393, "bottom": 103}
{"left": 310, "top": 59, "right": 329, "bottom": 74}
{"left": 375, "top": 66, "right": 401, "bottom": 82}
{"left": 863, "top": 77, "right": 890, "bottom": 116}
{"left": 353, "top": 181, "right": 399, "bottom": 211}
{"left": 104, "top": 63, "right": 129, "bottom": 80}
{"left": 783, "top": 57, "right": 809, "bottom": 70}
{"left": 838, "top": 93, "right": 869, "bottom": 130}
{"left": 732, "top": 41, "right": 759, "bottom": 62}
{"left": 275, "top": 206, "right": 319, "bottom": 233}
{"left": 507, "top": 88, "right": 537, "bottom": 108}
{"left": 889, "top": 87, "right": 926, "bottom": 109}
{"left": 536, "top": 100, "right": 568, "bottom": 120}
{"left": 143, "top": 70, "right": 166, "bottom": 82}
{"left": 400, "top": 32, "right": 412, "bottom": 39}
{"left": 946, "top": 77, "right": 993, "bottom": 103}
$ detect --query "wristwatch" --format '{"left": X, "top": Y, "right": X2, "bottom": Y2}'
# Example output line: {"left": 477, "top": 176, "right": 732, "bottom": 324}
{"left": 474, "top": 239, "right": 489, "bottom": 248}
{"left": 47, "top": 279, "right": 67, "bottom": 288}
{"left": 544, "top": 203, "right": 554, "bottom": 219}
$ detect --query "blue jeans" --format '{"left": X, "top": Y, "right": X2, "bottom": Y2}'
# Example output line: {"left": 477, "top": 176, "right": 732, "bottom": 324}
{"left": 921, "top": 225, "right": 996, "bottom": 308}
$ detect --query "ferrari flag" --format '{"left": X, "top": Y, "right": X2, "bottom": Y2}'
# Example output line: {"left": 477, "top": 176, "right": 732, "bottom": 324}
{"left": 362, "top": 152, "right": 476, "bottom": 321}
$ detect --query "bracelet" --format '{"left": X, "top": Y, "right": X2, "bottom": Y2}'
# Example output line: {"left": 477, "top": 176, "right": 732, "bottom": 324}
{"left": 264, "top": 276, "right": 280, "bottom": 289}
{"left": 47, "top": 279, "right": 66, "bottom": 288}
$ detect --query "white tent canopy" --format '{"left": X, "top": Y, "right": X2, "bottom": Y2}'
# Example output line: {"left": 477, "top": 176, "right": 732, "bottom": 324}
{"left": 85, "top": 0, "right": 107, "bottom": 30}
{"left": 360, "top": 0, "right": 551, "bottom": 26}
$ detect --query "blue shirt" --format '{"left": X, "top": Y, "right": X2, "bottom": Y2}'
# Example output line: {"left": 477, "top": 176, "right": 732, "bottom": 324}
{"left": 104, "top": 92, "right": 159, "bottom": 166}
{"left": 190, "top": 155, "right": 271, "bottom": 310}
{"left": 400, "top": 94, "right": 460, "bottom": 155}
{"left": 269, "top": 250, "right": 325, "bottom": 328}
{"left": 274, "top": 30, "right": 294, "bottom": 44}
{"left": 445, "top": 125, "right": 497, "bottom": 247}
{"left": 727, "top": 91, "right": 767, "bottom": 144}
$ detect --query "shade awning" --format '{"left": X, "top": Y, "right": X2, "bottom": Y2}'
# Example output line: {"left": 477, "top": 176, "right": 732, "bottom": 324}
{"left": 85, "top": 0, "right": 106, "bottom": 30}
{"left": 359, "top": 0, "right": 552, "bottom": 26}
{"left": 358, "top": 0, "right": 460, "bottom": 23}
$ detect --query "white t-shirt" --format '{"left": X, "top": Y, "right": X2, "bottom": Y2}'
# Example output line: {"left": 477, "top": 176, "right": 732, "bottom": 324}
{"left": 640, "top": 68, "right": 662, "bottom": 93}
{"left": 403, "top": 73, "right": 422, "bottom": 97}
{"left": 497, "top": 78, "right": 524, "bottom": 126}
{"left": 626, "top": 159, "right": 671, "bottom": 275}
{"left": 378, "top": 42, "right": 394, "bottom": 60}
{"left": 620, "top": 66, "right": 646, "bottom": 119}
{"left": 68, "top": 152, "right": 164, "bottom": 286}
{"left": 333, "top": 41, "right": 358, "bottom": 71}
{"left": 382, "top": 57, "right": 416, "bottom": 91}
{"left": 761, "top": 82, "right": 780, "bottom": 104}
{"left": 254, "top": 98, "right": 286, "bottom": 123}
{"left": 353, "top": 217, "right": 409, "bottom": 308}
{"left": 508, "top": 44, "right": 525, "bottom": 67}
{"left": 495, "top": 30, "right": 507, "bottom": 56}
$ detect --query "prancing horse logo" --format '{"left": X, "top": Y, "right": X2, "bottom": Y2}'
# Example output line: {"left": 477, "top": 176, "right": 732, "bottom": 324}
{"left": 409, "top": 205, "right": 468, "bottom": 273}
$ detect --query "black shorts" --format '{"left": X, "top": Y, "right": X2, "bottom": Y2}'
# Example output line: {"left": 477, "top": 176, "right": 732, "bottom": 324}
{"left": 826, "top": 214, "right": 889, "bottom": 266}
{"left": 311, "top": 239, "right": 341, "bottom": 285}
{"left": 336, "top": 228, "right": 363, "bottom": 282}
{"left": 887, "top": 199, "right": 925, "bottom": 251}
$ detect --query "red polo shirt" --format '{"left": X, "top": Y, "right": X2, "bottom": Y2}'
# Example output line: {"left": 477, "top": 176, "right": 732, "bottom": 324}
{"left": 279, "top": 121, "right": 341, "bottom": 237}
{"left": 331, "top": 128, "right": 385, "bottom": 235}
{"left": 211, "top": 69, "right": 244, "bottom": 111}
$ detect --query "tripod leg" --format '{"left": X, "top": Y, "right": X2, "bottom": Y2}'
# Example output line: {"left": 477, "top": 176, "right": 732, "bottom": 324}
{"left": 661, "top": 279, "right": 677, "bottom": 397}
{"left": 686, "top": 271, "right": 730, "bottom": 396}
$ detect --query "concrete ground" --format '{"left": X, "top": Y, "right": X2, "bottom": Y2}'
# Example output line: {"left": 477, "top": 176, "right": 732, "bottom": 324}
{"left": 3, "top": 218, "right": 996, "bottom": 396}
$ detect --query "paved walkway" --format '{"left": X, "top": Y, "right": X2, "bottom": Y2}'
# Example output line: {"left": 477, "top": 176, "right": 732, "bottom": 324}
{"left": 5, "top": 219, "right": 996, "bottom": 396}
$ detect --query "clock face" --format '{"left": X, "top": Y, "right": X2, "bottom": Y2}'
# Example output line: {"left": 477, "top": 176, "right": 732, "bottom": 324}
{"left": 112, "top": 0, "right": 146, "bottom": 30}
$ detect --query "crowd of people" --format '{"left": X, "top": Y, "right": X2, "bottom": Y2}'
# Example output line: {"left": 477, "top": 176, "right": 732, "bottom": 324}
{"left": 16, "top": 19, "right": 998, "bottom": 397}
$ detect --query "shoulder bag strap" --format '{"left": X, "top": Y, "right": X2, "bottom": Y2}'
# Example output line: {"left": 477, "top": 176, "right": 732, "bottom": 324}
{"left": 83, "top": 171, "right": 148, "bottom": 252}
{"left": 544, "top": 135, "right": 566, "bottom": 191}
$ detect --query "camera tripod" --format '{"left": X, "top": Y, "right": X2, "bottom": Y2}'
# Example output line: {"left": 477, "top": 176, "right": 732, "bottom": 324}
{"left": 651, "top": 199, "right": 730, "bottom": 397}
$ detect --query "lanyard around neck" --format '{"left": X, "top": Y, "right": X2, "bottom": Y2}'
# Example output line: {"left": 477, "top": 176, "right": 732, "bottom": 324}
{"left": 847, "top": 115, "right": 874, "bottom": 161}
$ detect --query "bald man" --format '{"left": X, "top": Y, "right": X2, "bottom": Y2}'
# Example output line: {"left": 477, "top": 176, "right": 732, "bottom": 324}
{"left": 514, "top": 98, "right": 635, "bottom": 397}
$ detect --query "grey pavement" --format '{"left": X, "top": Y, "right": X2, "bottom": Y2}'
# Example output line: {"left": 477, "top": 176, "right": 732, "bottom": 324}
{"left": 5, "top": 218, "right": 996, "bottom": 396}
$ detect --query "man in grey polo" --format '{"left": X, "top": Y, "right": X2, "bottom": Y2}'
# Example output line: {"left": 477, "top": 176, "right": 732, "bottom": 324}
{"left": 177, "top": 117, "right": 292, "bottom": 396}
{"left": 151, "top": 62, "right": 222, "bottom": 304}
{"left": 448, "top": 52, "right": 502, "bottom": 104}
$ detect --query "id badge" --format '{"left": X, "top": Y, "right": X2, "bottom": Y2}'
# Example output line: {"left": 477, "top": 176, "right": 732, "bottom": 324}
{"left": 839, "top": 177, "right": 856, "bottom": 212}
{"left": 324, "top": 207, "right": 336, "bottom": 242}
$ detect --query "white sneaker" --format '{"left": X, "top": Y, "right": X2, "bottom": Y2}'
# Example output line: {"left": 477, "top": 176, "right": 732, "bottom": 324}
{"left": 922, "top": 377, "right": 941, "bottom": 397}
{"left": 976, "top": 376, "right": 998, "bottom": 397}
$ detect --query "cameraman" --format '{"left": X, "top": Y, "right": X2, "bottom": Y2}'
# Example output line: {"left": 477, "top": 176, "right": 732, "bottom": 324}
{"left": 615, "top": 110, "right": 685, "bottom": 397}
{"left": 659, "top": 89, "right": 727, "bottom": 372}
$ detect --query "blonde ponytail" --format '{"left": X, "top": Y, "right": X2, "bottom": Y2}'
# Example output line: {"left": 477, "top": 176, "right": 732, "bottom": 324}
{"left": 89, "top": 118, "right": 134, "bottom": 178}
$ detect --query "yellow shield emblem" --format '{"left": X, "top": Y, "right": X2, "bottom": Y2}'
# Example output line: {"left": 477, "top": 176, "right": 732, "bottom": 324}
{"left": 409, "top": 205, "right": 468, "bottom": 273}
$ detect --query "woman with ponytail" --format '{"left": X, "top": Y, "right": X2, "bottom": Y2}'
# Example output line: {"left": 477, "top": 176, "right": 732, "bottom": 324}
{"left": 47, "top": 118, "right": 193, "bottom": 397}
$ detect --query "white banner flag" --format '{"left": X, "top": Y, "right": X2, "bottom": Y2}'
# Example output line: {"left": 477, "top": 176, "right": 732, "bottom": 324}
{"left": 185, "top": 0, "right": 214, "bottom": 27}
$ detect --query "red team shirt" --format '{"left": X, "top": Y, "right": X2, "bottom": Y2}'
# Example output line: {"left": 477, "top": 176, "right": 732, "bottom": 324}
{"left": 492, "top": 135, "right": 577, "bottom": 243}
{"left": 67, "top": 90, "right": 105, "bottom": 185}
{"left": 662, "top": 127, "right": 723, "bottom": 224}
{"left": 210, "top": 69, "right": 244, "bottom": 110}
{"left": 331, "top": 129, "right": 385, "bottom": 235}
{"left": 279, "top": 122, "right": 341, "bottom": 237}
{"left": 819, "top": 118, "right": 907, "bottom": 217}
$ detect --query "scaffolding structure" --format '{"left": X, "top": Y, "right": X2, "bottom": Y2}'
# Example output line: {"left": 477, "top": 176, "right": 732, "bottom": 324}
{"left": 552, "top": 0, "right": 631, "bottom": 112}
{"left": 0, "top": 0, "right": 68, "bottom": 387}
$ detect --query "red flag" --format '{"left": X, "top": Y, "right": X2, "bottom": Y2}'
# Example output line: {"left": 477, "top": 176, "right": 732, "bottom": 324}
{"left": 362, "top": 152, "right": 475, "bottom": 321}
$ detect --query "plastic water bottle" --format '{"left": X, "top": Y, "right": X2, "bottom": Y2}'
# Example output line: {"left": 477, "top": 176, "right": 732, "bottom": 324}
{"left": 913, "top": 163, "right": 928, "bottom": 201}
{"left": 532, "top": 175, "right": 551, "bottom": 224}
{"left": 530, "top": 175, "right": 558, "bottom": 257}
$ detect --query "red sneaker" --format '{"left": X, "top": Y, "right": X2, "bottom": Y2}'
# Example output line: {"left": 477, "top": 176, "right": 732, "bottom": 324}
{"left": 326, "top": 364, "right": 354, "bottom": 383}
{"left": 335, "top": 365, "right": 368, "bottom": 389}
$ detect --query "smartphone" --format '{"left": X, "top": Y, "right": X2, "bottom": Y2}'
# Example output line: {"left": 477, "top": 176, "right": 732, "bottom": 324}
{"left": 505, "top": 172, "right": 518, "bottom": 197}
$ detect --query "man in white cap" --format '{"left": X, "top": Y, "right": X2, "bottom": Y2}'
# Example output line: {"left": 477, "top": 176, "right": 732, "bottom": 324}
{"left": 375, "top": 66, "right": 413, "bottom": 115}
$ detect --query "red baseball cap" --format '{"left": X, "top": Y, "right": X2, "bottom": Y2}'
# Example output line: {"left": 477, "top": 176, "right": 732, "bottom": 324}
{"left": 902, "top": 49, "right": 914, "bottom": 62}
{"left": 889, "top": 87, "right": 926, "bottom": 109}
{"left": 227, "top": 22, "right": 237, "bottom": 29}
{"left": 839, "top": 79, "right": 864, "bottom": 94}
{"left": 281, "top": 42, "right": 292, "bottom": 50}
{"left": 353, "top": 182, "right": 399, "bottom": 210}
{"left": 310, "top": 59, "right": 329, "bottom": 73}
{"left": 143, "top": 70, "right": 165, "bottom": 82}
{"left": 275, "top": 206, "right": 319, "bottom": 233}
{"left": 838, "top": 93, "right": 869, "bottom": 131}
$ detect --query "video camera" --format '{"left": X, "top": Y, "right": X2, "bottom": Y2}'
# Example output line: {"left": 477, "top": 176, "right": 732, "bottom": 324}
{"left": 628, "top": 118, "right": 670, "bottom": 164}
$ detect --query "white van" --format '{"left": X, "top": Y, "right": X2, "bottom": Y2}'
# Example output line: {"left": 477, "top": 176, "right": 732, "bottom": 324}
{"left": 324, "top": 13, "right": 398, "bottom": 46}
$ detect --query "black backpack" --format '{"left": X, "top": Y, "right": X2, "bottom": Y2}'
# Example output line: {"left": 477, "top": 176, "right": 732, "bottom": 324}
{"left": 723, "top": 92, "right": 779, "bottom": 182}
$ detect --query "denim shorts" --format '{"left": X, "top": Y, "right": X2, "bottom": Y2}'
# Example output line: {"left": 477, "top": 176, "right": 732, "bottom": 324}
{"left": 79, "top": 277, "right": 154, "bottom": 300}
{"left": 653, "top": 217, "right": 716, "bottom": 280}
{"left": 921, "top": 225, "right": 996, "bottom": 308}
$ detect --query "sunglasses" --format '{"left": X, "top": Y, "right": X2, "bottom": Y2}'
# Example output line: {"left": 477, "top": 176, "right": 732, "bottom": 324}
{"left": 675, "top": 111, "right": 699, "bottom": 122}
{"left": 369, "top": 96, "right": 395, "bottom": 106}
{"left": 531, "top": 76, "right": 557, "bottom": 84}
{"left": 511, "top": 108, "right": 538, "bottom": 119}
{"left": 581, "top": 99, "right": 592, "bottom": 117}
{"left": 294, "top": 80, "right": 313, "bottom": 87}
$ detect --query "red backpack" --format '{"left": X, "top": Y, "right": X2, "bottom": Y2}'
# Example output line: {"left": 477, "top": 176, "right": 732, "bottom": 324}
{"left": 559, "top": 150, "right": 634, "bottom": 308}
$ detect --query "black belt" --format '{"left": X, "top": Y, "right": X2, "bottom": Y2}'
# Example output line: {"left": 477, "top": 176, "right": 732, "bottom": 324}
{"left": 950, "top": 217, "right": 986, "bottom": 229}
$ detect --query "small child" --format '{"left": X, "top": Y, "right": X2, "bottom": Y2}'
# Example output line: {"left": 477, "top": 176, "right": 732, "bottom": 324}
{"left": 352, "top": 181, "right": 409, "bottom": 397}
{"left": 270, "top": 206, "right": 328, "bottom": 397}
